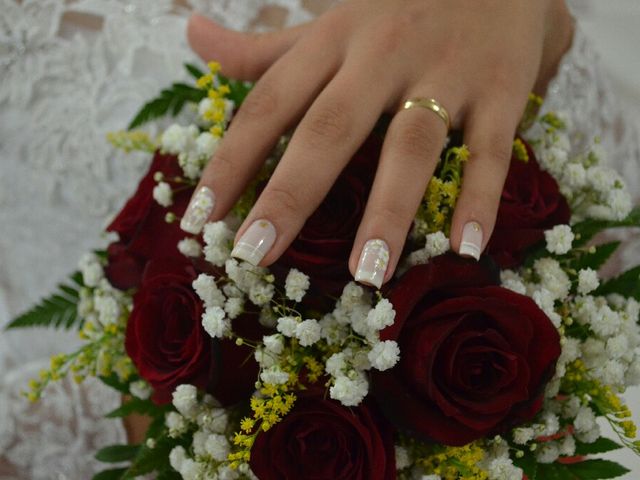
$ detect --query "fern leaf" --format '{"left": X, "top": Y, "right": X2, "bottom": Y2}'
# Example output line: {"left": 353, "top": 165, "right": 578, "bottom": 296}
{"left": 5, "top": 272, "right": 84, "bottom": 330}
{"left": 184, "top": 62, "right": 205, "bottom": 80}
{"left": 127, "top": 83, "right": 206, "bottom": 130}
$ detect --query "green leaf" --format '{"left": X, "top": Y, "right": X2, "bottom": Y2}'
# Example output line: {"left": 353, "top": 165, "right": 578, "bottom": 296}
{"left": 533, "top": 459, "right": 631, "bottom": 480}
{"left": 573, "top": 206, "right": 640, "bottom": 247}
{"left": 99, "top": 374, "right": 133, "bottom": 394}
{"left": 574, "top": 437, "right": 623, "bottom": 456}
{"left": 595, "top": 265, "right": 640, "bottom": 300}
{"left": 96, "top": 445, "right": 141, "bottom": 463}
{"left": 106, "top": 397, "right": 159, "bottom": 418}
{"left": 218, "top": 73, "right": 253, "bottom": 106}
{"left": 157, "top": 470, "right": 182, "bottom": 480}
{"left": 128, "top": 83, "right": 206, "bottom": 130}
{"left": 571, "top": 241, "right": 621, "bottom": 271}
{"left": 537, "top": 463, "right": 569, "bottom": 480}
{"left": 92, "top": 468, "right": 128, "bottom": 480}
{"left": 5, "top": 272, "right": 84, "bottom": 330}
{"left": 564, "top": 459, "right": 630, "bottom": 479}
{"left": 184, "top": 62, "right": 205, "bottom": 79}
{"left": 514, "top": 453, "right": 538, "bottom": 480}
{"left": 124, "top": 436, "right": 178, "bottom": 477}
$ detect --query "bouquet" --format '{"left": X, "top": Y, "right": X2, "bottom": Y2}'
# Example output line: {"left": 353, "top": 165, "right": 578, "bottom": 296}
{"left": 8, "top": 61, "right": 640, "bottom": 480}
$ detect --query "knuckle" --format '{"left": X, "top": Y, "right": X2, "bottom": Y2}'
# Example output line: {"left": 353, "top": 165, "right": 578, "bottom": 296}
{"left": 303, "top": 99, "right": 352, "bottom": 146}
{"left": 259, "top": 183, "right": 302, "bottom": 217}
{"left": 235, "top": 79, "right": 279, "bottom": 121}
{"left": 479, "top": 133, "right": 514, "bottom": 167}
{"left": 373, "top": 15, "right": 411, "bottom": 54}
{"left": 211, "top": 147, "right": 234, "bottom": 175}
{"left": 370, "top": 203, "right": 414, "bottom": 232}
{"left": 392, "top": 117, "right": 440, "bottom": 158}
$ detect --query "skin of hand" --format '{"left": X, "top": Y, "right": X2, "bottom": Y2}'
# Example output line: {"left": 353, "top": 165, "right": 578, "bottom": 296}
{"left": 183, "top": 0, "right": 574, "bottom": 288}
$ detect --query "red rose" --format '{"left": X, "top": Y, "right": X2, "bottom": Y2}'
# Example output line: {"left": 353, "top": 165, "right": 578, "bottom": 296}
{"left": 488, "top": 139, "right": 570, "bottom": 268}
{"left": 125, "top": 259, "right": 261, "bottom": 405}
{"left": 250, "top": 394, "right": 395, "bottom": 480}
{"left": 105, "top": 152, "right": 193, "bottom": 289}
{"left": 373, "top": 254, "right": 561, "bottom": 446}
{"left": 275, "top": 134, "right": 380, "bottom": 298}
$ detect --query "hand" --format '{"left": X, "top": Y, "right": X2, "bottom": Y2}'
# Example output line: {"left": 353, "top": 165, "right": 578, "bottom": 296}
{"left": 183, "top": 0, "right": 574, "bottom": 288}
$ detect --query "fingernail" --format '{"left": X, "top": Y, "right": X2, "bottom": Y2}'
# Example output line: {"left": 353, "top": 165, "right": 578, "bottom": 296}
{"left": 180, "top": 186, "right": 215, "bottom": 234}
{"left": 231, "top": 219, "right": 276, "bottom": 265}
{"left": 354, "top": 239, "right": 389, "bottom": 289}
{"left": 459, "top": 221, "right": 483, "bottom": 260}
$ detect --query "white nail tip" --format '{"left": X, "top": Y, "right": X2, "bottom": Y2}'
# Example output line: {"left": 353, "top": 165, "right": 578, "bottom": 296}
{"left": 355, "top": 239, "right": 389, "bottom": 289}
{"left": 180, "top": 186, "right": 215, "bottom": 234}
{"left": 459, "top": 221, "right": 483, "bottom": 261}
{"left": 231, "top": 219, "right": 276, "bottom": 266}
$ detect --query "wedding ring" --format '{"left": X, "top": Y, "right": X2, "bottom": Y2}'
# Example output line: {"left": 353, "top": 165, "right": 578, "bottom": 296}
{"left": 402, "top": 97, "right": 451, "bottom": 130}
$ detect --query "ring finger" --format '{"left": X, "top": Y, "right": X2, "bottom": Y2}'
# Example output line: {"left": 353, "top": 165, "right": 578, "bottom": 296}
{"left": 349, "top": 89, "right": 459, "bottom": 288}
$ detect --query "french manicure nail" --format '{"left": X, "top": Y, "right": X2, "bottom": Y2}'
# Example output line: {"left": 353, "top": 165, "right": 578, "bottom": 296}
{"left": 180, "top": 186, "right": 216, "bottom": 234}
{"left": 231, "top": 219, "right": 276, "bottom": 265}
{"left": 354, "top": 239, "right": 389, "bottom": 289}
{"left": 459, "top": 221, "right": 483, "bottom": 260}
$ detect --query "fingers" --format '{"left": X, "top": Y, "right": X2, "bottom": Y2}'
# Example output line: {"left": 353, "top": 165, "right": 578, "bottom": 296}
{"left": 180, "top": 38, "right": 340, "bottom": 235}
{"left": 230, "top": 67, "right": 392, "bottom": 267}
{"left": 450, "top": 103, "right": 522, "bottom": 260}
{"left": 348, "top": 93, "right": 454, "bottom": 288}
{"left": 187, "top": 13, "right": 310, "bottom": 80}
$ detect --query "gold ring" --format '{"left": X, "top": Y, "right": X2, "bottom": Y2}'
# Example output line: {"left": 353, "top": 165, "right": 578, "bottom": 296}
{"left": 402, "top": 97, "right": 451, "bottom": 130}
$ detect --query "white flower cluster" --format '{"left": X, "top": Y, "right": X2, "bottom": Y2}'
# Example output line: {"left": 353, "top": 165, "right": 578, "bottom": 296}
{"left": 77, "top": 257, "right": 131, "bottom": 331}
{"left": 502, "top": 249, "right": 640, "bottom": 459}
{"left": 406, "top": 231, "right": 450, "bottom": 268}
{"left": 161, "top": 124, "right": 220, "bottom": 179}
{"left": 284, "top": 268, "right": 310, "bottom": 302}
{"left": 480, "top": 438, "right": 524, "bottom": 480}
{"left": 79, "top": 253, "right": 105, "bottom": 288}
{"left": 178, "top": 237, "right": 203, "bottom": 258}
{"left": 573, "top": 295, "right": 640, "bottom": 389}
{"left": 544, "top": 224, "right": 574, "bottom": 255}
{"left": 167, "top": 385, "right": 255, "bottom": 480}
{"left": 203, "top": 221, "right": 234, "bottom": 267}
{"left": 153, "top": 181, "right": 173, "bottom": 207}
{"left": 528, "top": 114, "right": 632, "bottom": 222}
{"left": 323, "top": 284, "right": 399, "bottom": 406}
{"left": 250, "top": 282, "right": 401, "bottom": 408}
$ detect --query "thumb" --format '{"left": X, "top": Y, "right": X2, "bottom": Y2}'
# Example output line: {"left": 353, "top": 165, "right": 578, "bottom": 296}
{"left": 187, "top": 14, "right": 310, "bottom": 81}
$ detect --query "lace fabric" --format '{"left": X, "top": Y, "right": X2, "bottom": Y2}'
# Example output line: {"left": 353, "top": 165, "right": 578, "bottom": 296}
{"left": 0, "top": 1, "right": 639, "bottom": 478}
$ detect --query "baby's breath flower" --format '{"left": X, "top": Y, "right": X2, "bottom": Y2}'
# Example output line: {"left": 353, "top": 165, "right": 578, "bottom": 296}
{"left": 260, "top": 366, "right": 290, "bottom": 385}
{"left": 172, "top": 384, "right": 199, "bottom": 419}
{"left": 366, "top": 298, "right": 396, "bottom": 331}
{"left": 544, "top": 224, "right": 574, "bottom": 255}
{"left": 193, "top": 273, "right": 225, "bottom": 308}
{"left": 129, "top": 380, "right": 151, "bottom": 400}
{"left": 276, "top": 316, "right": 298, "bottom": 337}
{"left": 263, "top": 334, "right": 284, "bottom": 355}
{"left": 202, "top": 306, "right": 230, "bottom": 338}
{"left": 224, "top": 297, "right": 244, "bottom": 319}
{"left": 152, "top": 181, "right": 173, "bottom": 207}
{"left": 178, "top": 238, "right": 202, "bottom": 258}
{"left": 295, "top": 319, "right": 321, "bottom": 347}
{"left": 577, "top": 268, "right": 599, "bottom": 295}
{"left": 367, "top": 340, "right": 400, "bottom": 371}
{"left": 205, "top": 433, "right": 231, "bottom": 461}
{"left": 330, "top": 372, "right": 368, "bottom": 406}
{"left": 169, "top": 445, "right": 187, "bottom": 471}
{"left": 166, "top": 411, "right": 188, "bottom": 437}
{"left": 284, "top": 268, "right": 310, "bottom": 302}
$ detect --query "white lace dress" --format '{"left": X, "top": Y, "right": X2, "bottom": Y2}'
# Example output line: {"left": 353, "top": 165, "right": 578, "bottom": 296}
{"left": 0, "top": 1, "right": 639, "bottom": 478}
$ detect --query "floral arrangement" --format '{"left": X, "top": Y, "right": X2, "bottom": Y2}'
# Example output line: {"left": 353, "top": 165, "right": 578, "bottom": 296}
{"left": 8, "top": 62, "right": 640, "bottom": 480}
